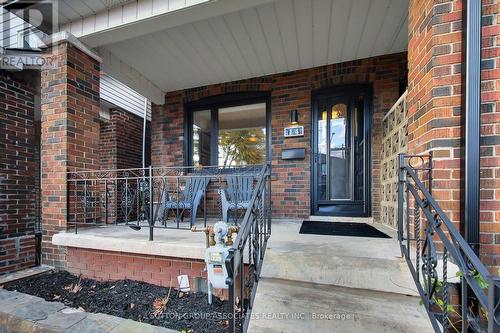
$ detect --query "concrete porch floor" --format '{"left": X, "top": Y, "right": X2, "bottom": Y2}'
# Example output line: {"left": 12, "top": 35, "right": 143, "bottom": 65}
{"left": 248, "top": 219, "right": 433, "bottom": 333}
{"left": 53, "top": 219, "right": 225, "bottom": 260}
{"left": 53, "top": 219, "right": 434, "bottom": 332}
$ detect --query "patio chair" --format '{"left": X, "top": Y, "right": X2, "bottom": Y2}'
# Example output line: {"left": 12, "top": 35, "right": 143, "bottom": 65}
{"left": 219, "top": 175, "right": 255, "bottom": 223}
{"left": 162, "top": 176, "right": 209, "bottom": 226}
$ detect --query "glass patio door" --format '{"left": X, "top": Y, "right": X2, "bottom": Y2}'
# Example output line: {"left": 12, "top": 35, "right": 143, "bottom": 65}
{"left": 312, "top": 87, "right": 371, "bottom": 217}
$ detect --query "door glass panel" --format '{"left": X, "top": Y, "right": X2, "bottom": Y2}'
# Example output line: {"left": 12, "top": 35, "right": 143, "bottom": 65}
{"left": 317, "top": 105, "right": 327, "bottom": 200}
{"left": 218, "top": 103, "right": 266, "bottom": 166}
{"left": 329, "top": 103, "right": 351, "bottom": 200}
{"left": 193, "top": 110, "right": 211, "bottom": 167}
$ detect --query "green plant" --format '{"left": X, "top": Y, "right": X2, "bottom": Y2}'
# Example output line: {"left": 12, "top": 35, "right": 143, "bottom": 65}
{"left": 424, "top": 269, "right": 489, "bottom": 332}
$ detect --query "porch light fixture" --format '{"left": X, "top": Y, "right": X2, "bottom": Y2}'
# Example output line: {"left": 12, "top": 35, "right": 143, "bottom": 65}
{"left": 248, "top": 133, "right": 258, "bottom": 142}
{"left": 290, "top": 109, "right": 299, "bottom": 124}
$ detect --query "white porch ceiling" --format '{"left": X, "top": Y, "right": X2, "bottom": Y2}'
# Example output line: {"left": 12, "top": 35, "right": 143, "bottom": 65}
{"left": 99, "top": 0, "right": 408, "bottom": 96}
{"left": 57, "top": 0, "right": 135, "bottom": 25}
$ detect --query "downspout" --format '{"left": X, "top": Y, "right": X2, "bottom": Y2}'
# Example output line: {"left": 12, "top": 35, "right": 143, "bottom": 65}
{"left": 463, "top": 0, "right": 481, "bottom": 255}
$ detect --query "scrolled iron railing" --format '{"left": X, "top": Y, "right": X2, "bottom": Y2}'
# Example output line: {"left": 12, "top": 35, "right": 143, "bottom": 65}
{"left": 398, "top": 153, "right": 500, "bottom": 333}
{"left": 66, "top": 164, "right": 266, "bottom": 240}
{"left": 66, "top": 163, "right": 272, "bottom": 333}
{"left": 225, "top": 162, "right": 271, "bottom": 333}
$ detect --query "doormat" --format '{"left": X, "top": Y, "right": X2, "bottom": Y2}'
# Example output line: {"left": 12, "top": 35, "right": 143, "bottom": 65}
{"left": 299, "top": 221, "right": 391, "bottom": 238}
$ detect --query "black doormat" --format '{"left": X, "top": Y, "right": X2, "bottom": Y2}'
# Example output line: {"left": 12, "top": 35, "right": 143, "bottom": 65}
{"left": 299, "top": 221, "right": 391, "bottom": 238}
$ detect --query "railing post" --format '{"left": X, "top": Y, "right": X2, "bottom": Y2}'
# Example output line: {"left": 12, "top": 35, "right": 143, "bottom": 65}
{"left": 149, "top": 165, "right": 154, "bottom": 241}
{"left": 104, "top": 179, "right": 108, "bottom": 225}
{"left": 267, "top": 162, "right": 272, "bottom": 236}
{"left": 461, "top": 274, "right": 468, "bottom": 333}
{"left": 225, "top": 249, "right": 236, "bottom": 333}
{"left": 397, "top": 154, "right": 405, "bottom": 246}
{"left": 83, "top": 179, "right": 88, "bottom": 228}
{"left": 73, "top": 178, "right": 78, "bottom": 234}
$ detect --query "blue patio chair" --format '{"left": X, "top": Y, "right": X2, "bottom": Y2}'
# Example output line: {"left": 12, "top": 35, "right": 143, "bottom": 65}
{"left": 219, "top": 175, "right": 255, "bottom": 223}
{"left": 162, "top": 176, "right": 208, "bottom": 226}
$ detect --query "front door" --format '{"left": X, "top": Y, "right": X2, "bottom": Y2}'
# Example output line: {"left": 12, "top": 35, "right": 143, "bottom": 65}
{"left": 311, "top": 86, "right": 371, "bottom": 216}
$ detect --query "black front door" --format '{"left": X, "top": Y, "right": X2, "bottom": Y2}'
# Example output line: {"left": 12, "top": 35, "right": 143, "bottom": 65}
{"left": 311, "top": 86, "right": 371, "bottom": 217}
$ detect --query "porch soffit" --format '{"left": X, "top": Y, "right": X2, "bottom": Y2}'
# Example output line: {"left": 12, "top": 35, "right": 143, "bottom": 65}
{"left": 64, "top": 0, "right": 409, "bottom": 101}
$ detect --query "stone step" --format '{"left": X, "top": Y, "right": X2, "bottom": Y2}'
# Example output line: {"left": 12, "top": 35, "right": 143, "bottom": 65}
{"left": 248, "top": 278, "right": 433, "bottom": 333}
{"left": 261, "top": 247, "right": 418, "bottom": 296}
{"left": 261, "top": 221, "right": 419, "bottom": 296}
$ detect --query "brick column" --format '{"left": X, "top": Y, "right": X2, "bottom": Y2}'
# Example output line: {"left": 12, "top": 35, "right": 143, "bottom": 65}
{"left": 407, "top": 0, "right": 463, "bottom": 225}
{"left": 40, "top": 39, "right": 101, "bottom": 268}
{"left": 479, "top": 0, "right": 500, "bottom": 272}
{"left": 408, "top": 0, "right": 500, "bottom": 273}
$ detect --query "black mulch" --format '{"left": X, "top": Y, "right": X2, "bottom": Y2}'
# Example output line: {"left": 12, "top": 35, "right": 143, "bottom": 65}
{"left": 4, "top": 271, "right": 236, "bottom": 333}
{"left": 299, "top": 221, "right": 391, "bottom": 238}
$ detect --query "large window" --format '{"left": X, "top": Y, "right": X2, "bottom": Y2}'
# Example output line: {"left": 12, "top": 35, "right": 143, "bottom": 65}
{"left": 189, "top": 101, "right": 267, "bottom": 167}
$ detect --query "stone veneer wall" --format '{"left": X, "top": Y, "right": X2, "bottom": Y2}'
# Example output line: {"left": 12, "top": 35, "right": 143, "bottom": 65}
{"left": 152, "top": 53, "right": 408, "bottom": 221}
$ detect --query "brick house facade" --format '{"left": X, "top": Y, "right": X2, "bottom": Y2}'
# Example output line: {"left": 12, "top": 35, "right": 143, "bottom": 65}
{"left": 152, "top": 52, "right": 407, "bottom": 220}
{"left": 0, "top": 0, "right": 498, "bottom": 280}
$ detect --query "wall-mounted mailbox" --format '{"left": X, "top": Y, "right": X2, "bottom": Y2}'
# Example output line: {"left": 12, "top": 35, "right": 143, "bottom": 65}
{"left": 282, "top": 148, "right": 305, "bottom": 160}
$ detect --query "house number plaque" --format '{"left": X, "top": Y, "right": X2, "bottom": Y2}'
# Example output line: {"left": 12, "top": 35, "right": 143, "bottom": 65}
{"left": 284, "top": 126, "right": 304, "bottom": 138}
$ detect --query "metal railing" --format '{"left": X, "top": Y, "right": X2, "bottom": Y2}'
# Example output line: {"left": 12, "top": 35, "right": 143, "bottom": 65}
{"left": 225, "top": 163, "right": 272, "bottom": 333}
{"left": 66, "top": 164, "right": 265, "bottom": 240}
{"left": 398, "top": 153, "right": 500, "bottom": 332}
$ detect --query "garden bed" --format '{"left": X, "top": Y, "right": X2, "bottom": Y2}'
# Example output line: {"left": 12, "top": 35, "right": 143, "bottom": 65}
{"left": 4, "top": 271, "right": 233, "bottom": 333}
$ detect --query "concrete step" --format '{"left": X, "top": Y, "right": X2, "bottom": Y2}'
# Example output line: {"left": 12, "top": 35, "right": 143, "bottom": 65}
{"left": 248, "top": 278, "right": 433, "bottom": 333}
{"left": 261, "top": 220, "right": 418, "bottom": 296}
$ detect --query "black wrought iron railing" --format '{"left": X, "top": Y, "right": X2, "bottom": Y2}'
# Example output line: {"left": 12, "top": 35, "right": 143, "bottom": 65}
{"left": 225, "top": 163, "right": 271, "bottom": 333}
{"left": 66, "top": 164, "right": 265, "bottom": 240}
{"left": 398, "top": 153, "right": 500, "bottom": 333}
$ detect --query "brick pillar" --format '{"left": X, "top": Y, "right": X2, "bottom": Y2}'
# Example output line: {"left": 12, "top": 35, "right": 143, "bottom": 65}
{"left": 40, "top": 40, "right": 101, "bottom": 268}
{"left": 407, "top": 0, "right": 463, "bottom": 225}
{"left": 408, "top": 0, "right": 500, "bottom": 273}
{"left": 479, "top": 0, "right": 500, "bottom": 272}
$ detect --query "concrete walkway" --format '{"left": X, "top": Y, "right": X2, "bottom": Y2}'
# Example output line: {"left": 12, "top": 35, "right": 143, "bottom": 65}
{"left": 0, "top": 289, "right": 177, "bottom": 333}
{"left": 248, "top": 220, "right": 434, "bottom": 333}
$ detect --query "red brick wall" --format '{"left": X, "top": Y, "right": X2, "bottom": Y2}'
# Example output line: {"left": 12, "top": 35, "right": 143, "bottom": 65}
{"left": 67, "top": 247, "right": 205, "bottom": 289}
{"left": 408, "top": 0, "right": 463, "bottom": 225}
{"left": 152, "top": 53, "right": 407, "bottom": 219}
{"left": 0, "top": 71, "right": 37, "bottom": 274}
{"left": 408, "top": 0, "right": 500, "bottom": 273}
{"left": 479, "top": 0, "right": 500, "bottom": 271}
{"left": 41, "top": 42, "right": 100, "bottom": 269}
{"left": 99, "top": 117, "right": 117, "bottom": 171}
{"left": 100, "top": 108, "right": 151, "bottom": 171}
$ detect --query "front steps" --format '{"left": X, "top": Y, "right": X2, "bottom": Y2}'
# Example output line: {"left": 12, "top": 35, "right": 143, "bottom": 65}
{"left": 260, "top": 221, "right": 418, "bottom": 296}
{"left": 249, "top": 278, "right": 431, "bottom": 333}
{"left": 248, "top": 220, "right": 433, "bottom": 333}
